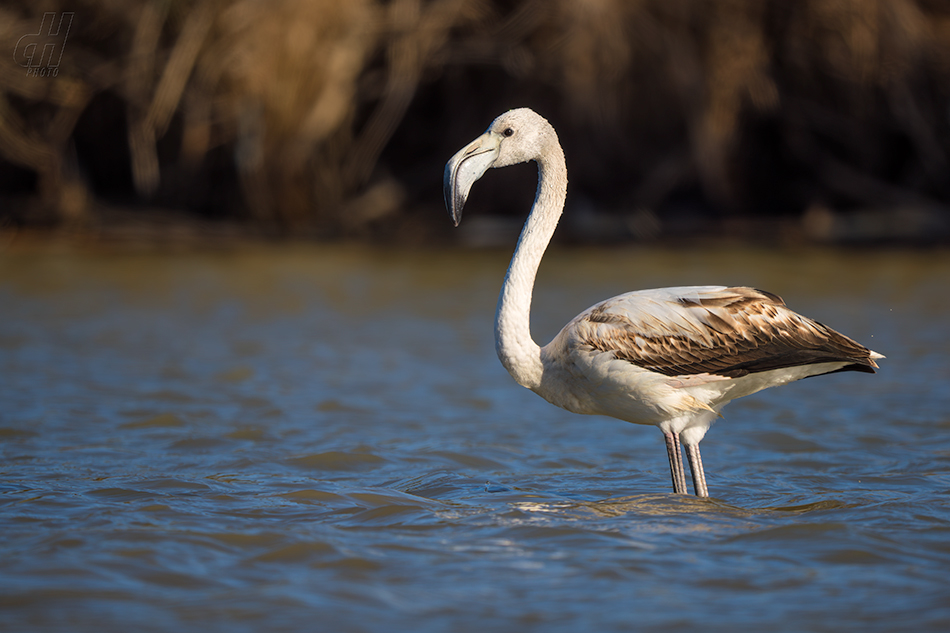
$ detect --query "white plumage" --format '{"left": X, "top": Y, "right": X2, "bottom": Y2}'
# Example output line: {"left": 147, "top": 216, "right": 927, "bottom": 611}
{"left": 444, "top": 108, "right": 883, "bottom": 497}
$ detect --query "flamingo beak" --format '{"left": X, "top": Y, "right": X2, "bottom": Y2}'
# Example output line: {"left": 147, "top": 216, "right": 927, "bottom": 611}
{"left": 443, "top": 132, "right": 501, "bottom": 226}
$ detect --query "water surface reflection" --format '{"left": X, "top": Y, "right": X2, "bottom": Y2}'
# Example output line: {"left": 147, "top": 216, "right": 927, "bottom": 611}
{"left": 1, "top": 245, "right": 948, "bottom": 632}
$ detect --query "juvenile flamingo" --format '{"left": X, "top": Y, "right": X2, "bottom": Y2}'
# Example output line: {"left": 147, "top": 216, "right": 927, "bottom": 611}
{"left": 443, "top": 108, "right": 883, "bottom": 497}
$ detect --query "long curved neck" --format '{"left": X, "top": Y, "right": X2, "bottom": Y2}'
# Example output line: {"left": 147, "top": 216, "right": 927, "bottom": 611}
{"left": 494, "top": 142, "right": 567, "bottom": 390}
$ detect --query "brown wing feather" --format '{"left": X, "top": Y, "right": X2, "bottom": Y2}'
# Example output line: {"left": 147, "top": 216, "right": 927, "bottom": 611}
{"left": 583, "top": 287, "right": 880, "bottom": 378}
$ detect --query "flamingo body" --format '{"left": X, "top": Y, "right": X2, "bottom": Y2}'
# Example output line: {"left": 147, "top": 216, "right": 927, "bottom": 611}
{"left": 444, "top": 108, "right": 882, "bottom": 497}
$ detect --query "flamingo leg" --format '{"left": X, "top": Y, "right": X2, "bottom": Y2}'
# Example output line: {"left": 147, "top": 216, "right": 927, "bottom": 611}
{"left": 664, "top": 432, "right": 688, "bottom": 494}
{"left": 685, "top": 443, "right": 709, "bottom": 498}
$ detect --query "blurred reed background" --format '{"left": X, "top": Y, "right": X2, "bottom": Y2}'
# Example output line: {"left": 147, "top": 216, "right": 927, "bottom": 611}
{"left": 2, "top": 0, "right": 950, "bottom": 243}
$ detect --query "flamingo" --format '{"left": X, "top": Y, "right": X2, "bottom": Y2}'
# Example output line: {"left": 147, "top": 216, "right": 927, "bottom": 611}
{"left": 443, "top": 108, "right": 883, "bottom": 497}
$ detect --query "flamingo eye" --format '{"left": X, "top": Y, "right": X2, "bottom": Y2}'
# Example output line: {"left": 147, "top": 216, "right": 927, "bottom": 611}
{"left": 503, "top": 128, "right": 514, "bottom": 137}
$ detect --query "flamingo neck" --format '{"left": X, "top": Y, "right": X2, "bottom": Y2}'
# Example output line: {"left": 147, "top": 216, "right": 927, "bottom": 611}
{"left": 494, "top": 144, "right": 567, "bottom": 390}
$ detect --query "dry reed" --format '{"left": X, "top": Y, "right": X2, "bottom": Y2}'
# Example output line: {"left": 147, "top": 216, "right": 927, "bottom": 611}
{"left": 1, "top": 0, "right": 949, "bottom": 237}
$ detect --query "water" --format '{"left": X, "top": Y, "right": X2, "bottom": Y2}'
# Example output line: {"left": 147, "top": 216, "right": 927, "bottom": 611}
{"left": 1, "top": 243, "right": 948, "bottom": 632}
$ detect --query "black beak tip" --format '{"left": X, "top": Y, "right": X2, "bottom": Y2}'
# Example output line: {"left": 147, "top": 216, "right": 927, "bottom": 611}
{"left": 446, "top": 192, "right": 464, "bottom": 227}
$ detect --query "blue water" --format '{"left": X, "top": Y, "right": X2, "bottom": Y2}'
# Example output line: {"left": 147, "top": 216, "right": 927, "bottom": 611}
{"left": 1, "top": 244, "right": 948, "bottom": 632}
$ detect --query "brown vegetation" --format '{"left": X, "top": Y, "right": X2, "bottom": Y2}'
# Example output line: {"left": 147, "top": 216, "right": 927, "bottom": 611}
{"left": 2, "top": 0, "right": 950, "bottom": 241}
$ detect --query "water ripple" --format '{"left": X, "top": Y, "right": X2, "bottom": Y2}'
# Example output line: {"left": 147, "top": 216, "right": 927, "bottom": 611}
{"left": 1, "top": 246, "right": 949, "bottom": 632}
